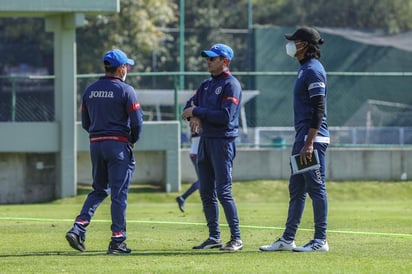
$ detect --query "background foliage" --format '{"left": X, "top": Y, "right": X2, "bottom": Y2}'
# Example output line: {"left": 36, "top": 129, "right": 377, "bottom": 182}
{"left": 1, "top": 0, "right": 411, "bottom": 77}
{"left": 254, "top": 0, "right": 412, "bottom": 33}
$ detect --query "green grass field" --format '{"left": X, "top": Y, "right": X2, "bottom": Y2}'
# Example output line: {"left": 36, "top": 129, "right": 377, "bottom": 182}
{"left": 1, "top": 180, "right": 411, "bottom": 274}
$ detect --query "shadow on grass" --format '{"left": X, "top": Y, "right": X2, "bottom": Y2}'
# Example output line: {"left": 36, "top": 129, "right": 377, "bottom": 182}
{"left": 0, "top": 249, "right": 256, "bottom": 257}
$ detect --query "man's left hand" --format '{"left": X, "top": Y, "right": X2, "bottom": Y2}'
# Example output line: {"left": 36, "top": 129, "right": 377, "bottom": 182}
{"left": 182, "top": 107, "right": 195, "bottom": 120}
{"left": 181, "top": 101, "right": 196, "bottom": 120}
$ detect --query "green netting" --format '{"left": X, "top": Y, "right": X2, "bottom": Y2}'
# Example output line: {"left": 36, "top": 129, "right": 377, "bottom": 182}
{"left": 254, "top": 27, "right": 412, "bottom": 127}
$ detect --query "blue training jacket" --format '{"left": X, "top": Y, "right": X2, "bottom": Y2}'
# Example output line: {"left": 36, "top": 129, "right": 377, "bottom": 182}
{"left": 81, "top": 76, "right": 143, "bottom": 144}
{"left": 185, "top": 70, "right": 242, "bottom": 138}
{"left": 293, "top": 58, "right": 329, "bottom": 143}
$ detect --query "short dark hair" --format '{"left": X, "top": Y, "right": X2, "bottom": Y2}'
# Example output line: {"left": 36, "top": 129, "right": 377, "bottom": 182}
{"left": 104, "top": 61, "right": 118, "bottom": 73}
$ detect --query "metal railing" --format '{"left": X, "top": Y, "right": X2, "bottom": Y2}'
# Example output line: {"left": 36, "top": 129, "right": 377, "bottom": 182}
{"left": 1, "top": 71, "right": 411, "bottom": 146}
{"left": 253, "top": 126, "right": 412, "bottom": 147}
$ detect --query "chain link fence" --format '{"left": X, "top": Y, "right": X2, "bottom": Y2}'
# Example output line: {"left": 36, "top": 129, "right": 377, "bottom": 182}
{"left": 1, "top": 72, "right": 412, "bottom": 146}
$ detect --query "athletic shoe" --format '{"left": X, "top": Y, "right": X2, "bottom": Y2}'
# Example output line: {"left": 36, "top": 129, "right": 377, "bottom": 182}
{"left": 107, "top": 241, "right": 132, "bottom": 254}
{"left": 192, "top": 237, "right": 222, "bottom": 249}
{"left": 259, "top": 237, "right": 296, "bottom": 251}
{"left": 293, "top": 239, "right": 329, "bottom": 252}
{"left": 176, "top": 196, "right": 185, "bottom": 212}
{"left": 65, "top": 231, "right": 86, "bottom": 252}
{"left": 221, "top": 239, "right": 243, "bottom": 251}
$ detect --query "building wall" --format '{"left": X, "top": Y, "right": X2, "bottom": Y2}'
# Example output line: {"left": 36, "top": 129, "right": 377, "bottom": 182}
{"left": 1, "top": 147, "right": 410, "bottom": 204}
{"left": 0, "top": 153, "right": 56, "bottom": 203}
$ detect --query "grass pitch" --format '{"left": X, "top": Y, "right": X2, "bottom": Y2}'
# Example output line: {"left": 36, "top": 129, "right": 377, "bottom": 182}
{"left": 0, "top": 180, "right": 411, "bottom": 273}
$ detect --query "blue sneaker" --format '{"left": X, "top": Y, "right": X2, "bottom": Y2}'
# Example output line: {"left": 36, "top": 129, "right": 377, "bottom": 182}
{"left": 65, "top": 231, "right": 86, "bottom": 252}
{"left": 293, "top": 239, "right": 329, "bottom": 252}
{"left": 193, "top": 237, "right": 222, "bottom": 249}
{"left": 176, "top": 196, "right": 185, "bottom": 212}
{"left": 107, "top": 241, "right": 132, "bottom": 255}
{"left": 221, "top": 239, "right": 243, "bottom": 251}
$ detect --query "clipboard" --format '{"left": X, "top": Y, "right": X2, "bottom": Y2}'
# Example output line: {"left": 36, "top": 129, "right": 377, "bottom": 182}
{"left": 291, "top": 149, "right": 320, "bottom": 174}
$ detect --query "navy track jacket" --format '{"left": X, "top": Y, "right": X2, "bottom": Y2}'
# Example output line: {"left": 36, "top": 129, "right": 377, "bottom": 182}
{"left": 185, "top": 71, "right": 242, "bottom": 138}
{"left": 81, "top": 76, "right": 143, "bottom": 144}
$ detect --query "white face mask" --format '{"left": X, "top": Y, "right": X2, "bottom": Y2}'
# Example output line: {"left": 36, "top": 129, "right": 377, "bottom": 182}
{"left": 121, "top": 69, "right": 127, "bottom": 81}
{"left": 285, "top": 41, "right": 297, "bottom": 57}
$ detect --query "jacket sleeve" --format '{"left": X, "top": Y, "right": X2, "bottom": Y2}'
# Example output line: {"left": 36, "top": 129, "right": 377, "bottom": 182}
{"left": 183, "top": 89, "right": 199, "bottom": 121}
{"left": 81, "top": 95, "right": 90, "bottom": 132}
{"left": 127, "top": 87, "right": 143, "bottom": 143}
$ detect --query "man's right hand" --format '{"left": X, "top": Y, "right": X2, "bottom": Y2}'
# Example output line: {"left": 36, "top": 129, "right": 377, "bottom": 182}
{"left": 190, "top": 117, "right": 202, "bottom": 134}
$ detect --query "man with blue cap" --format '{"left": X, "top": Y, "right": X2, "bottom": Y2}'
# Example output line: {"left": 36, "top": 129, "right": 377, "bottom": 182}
{"left": 66, "top": 49, "right": 143, "bottom": 255}
{"left": 182, "top": 43, "right": 243, "bottom": 251}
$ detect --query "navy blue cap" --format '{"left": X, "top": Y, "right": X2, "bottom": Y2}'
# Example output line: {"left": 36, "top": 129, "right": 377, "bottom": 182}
{"left": 201, "top": 43, "right": 234, "bottom": 61}
{"left": 103, "top": 49, "right": 135, "bottom": 68}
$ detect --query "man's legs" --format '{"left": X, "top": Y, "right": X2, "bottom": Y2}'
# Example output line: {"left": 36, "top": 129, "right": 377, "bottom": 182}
{"left": 283, "top": 142, "right": 307, "bottom": 241}
{"left": 197, "top": 137, "right": 220, "bottom": 240}
{"left": 67, "top": 142, "right": 109, "bottom": 251}
{"left": 104, "top": 142, "right": 135, "bottom": 243}
{"left": 211, "top": 138, "right": 241, "bottom": 241}
{"left": 305, "top": 142, "right": 328, "bottom": 240}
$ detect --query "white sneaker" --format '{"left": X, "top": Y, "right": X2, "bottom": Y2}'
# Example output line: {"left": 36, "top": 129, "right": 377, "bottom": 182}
{"left": 293, "top": 239, "right": 329, "bottom": 252}
{"left": 259, "top": 237, "right": 296, "bottom": 251}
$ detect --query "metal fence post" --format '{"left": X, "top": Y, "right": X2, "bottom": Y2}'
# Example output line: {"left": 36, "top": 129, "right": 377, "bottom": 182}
{"left": 174, "top": 75, "right": 179, "bottom": 120}
{"left": 11, "top": 77, "right": 16, "bottom": 122}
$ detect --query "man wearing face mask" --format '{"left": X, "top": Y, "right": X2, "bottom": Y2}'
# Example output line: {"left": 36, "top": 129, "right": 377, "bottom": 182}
{"left": 259, "top": 27, "right": 330, "bottom": 252}
{"left": 66, "top": 49, "right": 143, "bottom": 255}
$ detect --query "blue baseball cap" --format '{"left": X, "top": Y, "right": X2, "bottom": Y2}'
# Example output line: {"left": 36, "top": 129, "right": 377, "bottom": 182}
{"left": 201, "top": 43, "right": 234, "bottom": 61}
{"left": 103, "top": 49, "right": 135, "bottom": 68}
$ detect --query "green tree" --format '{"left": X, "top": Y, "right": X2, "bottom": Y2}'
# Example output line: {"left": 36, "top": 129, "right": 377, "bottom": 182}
{"left": 253, "top": 0, "right": 412, "bottom": 34}
{"left": 183, "top": 0, "right": 251, "bottom": 73}
{"left": 1, "top": 0, "right": 411, "bottom": 77}
{"left": 163, "top": 0, "right": 252, "bottom": 90}
{"left": 77, "top": 0, "right": 177, "bottom": 74}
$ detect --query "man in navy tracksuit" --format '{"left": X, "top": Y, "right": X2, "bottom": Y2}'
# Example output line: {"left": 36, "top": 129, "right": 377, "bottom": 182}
{"left": 182, "top": 43, "right": 243, "bottom": 251}
{"left": 66, "top": 49, "right": 143, "bottom": 254}
{"left": 260, "top": 27, "right": 330, "bottom": 252}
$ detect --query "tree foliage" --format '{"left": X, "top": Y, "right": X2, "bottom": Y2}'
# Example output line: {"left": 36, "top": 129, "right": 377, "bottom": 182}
{"left": 0, "top": 0, "right": 411, "bottom": 77}
{"left": 253, "top": 0, "right": 412, "bottom": 33}
{"left": 76, "top": 0, "right": 177, "bottom": 74}
{"left": 164, "top": 0, "right": 412, "bottom": 77}
{"left": 181, "top": 0, "right": 251, "bottom": 71}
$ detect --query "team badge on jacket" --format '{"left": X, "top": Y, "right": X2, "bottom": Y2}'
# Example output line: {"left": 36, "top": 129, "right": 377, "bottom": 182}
{"left": 215, "top": 87, "right": 222, "bottom": 95}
